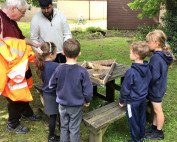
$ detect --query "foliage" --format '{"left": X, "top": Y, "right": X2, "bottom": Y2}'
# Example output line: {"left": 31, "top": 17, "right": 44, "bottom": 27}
{"left": 162, "top": 11, "right": 177, "bottom": 54}
{"left": 0, "top": 0, "right": 39, "bottom": 6}
{"left": 129, "top": 0, "right": 177, "bottom": 55}
{"left": 135, "top": 24, "right": 158, "bottom": 41}
{"left": 26, "top": 0, "right": 39, "bottom": 7}
{"left": 0, "top": 0, "right": 5, "bottom": 3}
{"left": 86, "top": 26, "right": 103, "bottom": 33}
{"left": 128, "top": 0, "right": 164, "bottom": 19}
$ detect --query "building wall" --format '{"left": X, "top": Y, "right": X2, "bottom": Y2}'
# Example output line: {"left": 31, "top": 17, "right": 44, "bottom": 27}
{"left": 57, "top": 0, "right": 107, "bottom": 20}
{"left": 107, "top": 0, "right": 159, "bottom": 30}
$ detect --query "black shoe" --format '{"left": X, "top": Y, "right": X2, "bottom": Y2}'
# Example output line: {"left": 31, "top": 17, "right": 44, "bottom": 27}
{"left": 22, "top": 114, "right": 42, "bottom": 121}
{"left": 48, "top": 135, "right": 60, "bottom": 142}
{"left": 145, "top": 124, "right": 156, "bottom": 134}
{"left": 7, "top": 124, "right": 29, "bottom": 134}
{"left": 128, "top": 139, "right": 144, "bottom": 142}
{"left": 145, "top": 130, "right": 164, "bottom": 140}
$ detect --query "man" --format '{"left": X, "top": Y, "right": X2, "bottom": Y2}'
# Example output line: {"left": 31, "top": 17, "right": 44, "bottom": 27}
{"left": 0, "top": 0, "right": 41, "bottom": 134}
{"left": 30, "top": 0, "right": 72, "bottom": 63}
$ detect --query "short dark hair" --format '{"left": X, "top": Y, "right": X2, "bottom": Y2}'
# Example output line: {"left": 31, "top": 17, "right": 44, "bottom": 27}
{"left": 63, "top": 39, "right": 80, "bottom": 58}
{"left": 38, "top": 0, "right": 52, "bottom": 7}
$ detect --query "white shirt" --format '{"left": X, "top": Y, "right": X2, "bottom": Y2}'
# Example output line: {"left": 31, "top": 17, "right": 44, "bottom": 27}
{"left": 30, "top": 9, "right": 72, "bottom": 53}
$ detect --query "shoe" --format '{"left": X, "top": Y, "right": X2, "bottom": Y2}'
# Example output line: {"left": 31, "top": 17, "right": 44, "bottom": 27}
{"left": 22, "top": 114, "right": 42, "bottom": 121}
{"left": 145, "top": 124, "right": 156, "bottom": 134}
{"left": 128, "top": 139, "right": 144, "bottom": 142}
{"left": 7, "top": 124, "right": 29, "bottom": 134}
{"left": 145, "top": 130, "right": 164, "bottom": 140}
{"left": 48, "top": 135, "right": 60, "bottom": 142}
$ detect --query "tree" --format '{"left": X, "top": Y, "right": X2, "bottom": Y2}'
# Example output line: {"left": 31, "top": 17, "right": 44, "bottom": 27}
{"left": 26, "top": 0, "right": 39, "bottom": 7}
{"left": 0, "top": 0, "right": 39, "bottom": 6}
{"left": 128, "top": 0, "right": 177, "bottom": 52}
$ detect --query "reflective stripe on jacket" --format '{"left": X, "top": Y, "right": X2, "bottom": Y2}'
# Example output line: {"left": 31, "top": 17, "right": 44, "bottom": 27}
{"left": 0, "top": 38, "right": 34, "bottom": 101}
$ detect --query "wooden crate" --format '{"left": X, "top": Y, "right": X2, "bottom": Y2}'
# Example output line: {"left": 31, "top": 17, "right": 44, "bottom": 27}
{"left": 81, "top": 59, "right": 116, "bottom": 85}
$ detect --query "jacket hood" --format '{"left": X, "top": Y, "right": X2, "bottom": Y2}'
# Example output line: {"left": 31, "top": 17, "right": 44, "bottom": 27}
{"left": 155, "top": 51, "right": 173, "bottom": 65}
{"left": 131, "top": 62, "right": 149, "bottom": 77}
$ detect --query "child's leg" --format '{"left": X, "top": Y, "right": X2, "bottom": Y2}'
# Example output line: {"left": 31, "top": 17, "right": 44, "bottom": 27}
{"left": 126, "top": 102, "right": 141, "bottom": 141}
{"left": 59, "top": 105, "right": 69, "bottom": 142}
{"left": 48, "top": 114, "right": 57, "bottom": 137}
{"left": 139, "top": 100, "right": 146, "bottom": 139}
{"left": 152, "top": 102, "right": 164, "bottom": 130}
{"left": 69, "top": 106, "right": 83, "bottom": 142}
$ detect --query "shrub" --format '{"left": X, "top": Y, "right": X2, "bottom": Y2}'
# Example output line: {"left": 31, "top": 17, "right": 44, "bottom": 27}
{"left": 162, "top": 11, "right": 177, "bottom": 55}
{"left": 135, "top": 24, "right": 157, "bottom": 41}
{"left": 86, "top": 26, "right": 102, "bottom": 33}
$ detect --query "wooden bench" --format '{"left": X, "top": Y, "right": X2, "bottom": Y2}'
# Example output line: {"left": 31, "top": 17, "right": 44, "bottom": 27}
{"left": 83, "top": 102, "right": 126, "bottom": 142}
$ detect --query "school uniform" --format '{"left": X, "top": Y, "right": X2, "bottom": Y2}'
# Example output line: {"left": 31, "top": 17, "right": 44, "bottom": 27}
{"left": 41, "top": 61, "right": 59, "bottom": 115}
{"left": 49, "top": 64, "right": 93, "bottom": 142}
{"left": 119, "top": 62, "right": 152, "bottom": 142}
{"left": 148, "top": 51, "right": 173, "bottom": 102}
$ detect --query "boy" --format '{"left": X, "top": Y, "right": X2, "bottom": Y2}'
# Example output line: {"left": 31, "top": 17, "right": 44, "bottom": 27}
{"left": 119, "top": 41, "right": 152, "bottom": 142}
{"left": 49, "top": 39, "right": 93, "bottom": 142}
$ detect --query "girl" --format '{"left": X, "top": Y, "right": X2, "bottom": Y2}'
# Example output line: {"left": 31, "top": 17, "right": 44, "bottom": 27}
{"left": 145, "top": 30, "right": 173, "bottom": 140}
{"left": 35, "top": 42, "right": 59, "bottom": 142}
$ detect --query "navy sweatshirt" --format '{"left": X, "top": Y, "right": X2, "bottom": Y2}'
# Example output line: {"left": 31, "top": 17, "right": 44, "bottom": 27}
{"left": 148, "top": 51, "right": 173, "bottom": 100}
{"left": 49, "top": 64, "right": 93, "bottom": 106}
{"left": 119, "top": 62, "right": 152, "bottom": 104}
{"left": 41, "top": 61, "right": 59, "bottom": 95}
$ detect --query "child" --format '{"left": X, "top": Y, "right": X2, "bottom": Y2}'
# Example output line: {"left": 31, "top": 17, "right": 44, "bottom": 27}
{"left": 49, "top": 39, "right": 93, "bottom": 142}
{"left": 35, "top": 42, "right": 59, "bottom": 142}
{"left": 145, "top": 30, "right": 173, "bottom": 140}
{"left": 119, "top": 41, "right": 151, "bottom": 142}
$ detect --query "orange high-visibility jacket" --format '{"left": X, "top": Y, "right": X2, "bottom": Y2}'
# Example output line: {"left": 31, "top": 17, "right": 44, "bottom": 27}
{"left": 0, "top": 38, "right": 35, "bottom": 101}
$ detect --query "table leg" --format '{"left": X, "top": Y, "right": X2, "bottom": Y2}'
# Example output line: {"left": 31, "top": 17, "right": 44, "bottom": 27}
{"left": 93, "top": 86, "right": 98, "bottom": 96}
{"left": 106, "top": 80, "right": 115, "bottom": 102}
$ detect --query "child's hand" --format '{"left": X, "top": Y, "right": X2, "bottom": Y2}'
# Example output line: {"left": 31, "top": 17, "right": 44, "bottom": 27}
{"left": 119, "top": 102, "right": 124, "bottom": 107}
{"left": 84, "top": 102, "right": 90, "bottom": 107}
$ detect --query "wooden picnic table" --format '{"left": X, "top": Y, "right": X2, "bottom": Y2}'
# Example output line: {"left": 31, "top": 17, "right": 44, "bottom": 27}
{"left": 92, "top": 63, "right": 129, "bottom": 102}
{"left": 34, "top": 62, "right": 129, "bottom": 104}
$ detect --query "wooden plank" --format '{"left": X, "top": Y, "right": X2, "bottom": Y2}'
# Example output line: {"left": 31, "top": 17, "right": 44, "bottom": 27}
{"left": 108, "top": 63, "right": 129, "bottom": 80}
{"left": 84, "top": 106, "right": 126, "bottom": 132}
{"left": 86, "top": 104, "right": 121, "bottom": 124}
{"left": 93, "top": 107, "right": 126, "bottom": 130}
{"left": 83, "top": 102, "right": 118, "bottom": 120}
{"left": 87, "top": 107, "right": 126, "bottom": 131}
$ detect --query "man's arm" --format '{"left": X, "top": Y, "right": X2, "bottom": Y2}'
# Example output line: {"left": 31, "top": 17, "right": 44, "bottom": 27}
{"left": 30, "top": 16, "right": 43, "bottom": 44}
{"left": 61, "top": 13, "right": 72, "bottom": 41}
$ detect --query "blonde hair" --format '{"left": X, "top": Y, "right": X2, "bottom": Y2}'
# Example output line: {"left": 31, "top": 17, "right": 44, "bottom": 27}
{"left": 35, "top": 42, "right": 56, "bottom": 78}
{"left": 130, "top": 41, "right": 150, "bottom": 60}
{"left": 146, "top": 30, "right": 171, "bottom": 51}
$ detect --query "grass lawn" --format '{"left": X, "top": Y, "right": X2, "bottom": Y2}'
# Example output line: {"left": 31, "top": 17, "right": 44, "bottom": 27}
{"left": 0, "top": 22, "right": 177, "bottom": 142}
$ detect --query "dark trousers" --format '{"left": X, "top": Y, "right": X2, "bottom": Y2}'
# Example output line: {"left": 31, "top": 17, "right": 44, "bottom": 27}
{"left": 49, "top": 114, "right": 58, "bottom": 137}
{"left": 7, "top": 99, "right": 34, "bottom": 128}
{"left": 54, "top": 53, "right": 66, "bottom": 63}
{"left": 7, "top": 67, "right": 34, "bottom": 128}
{"left": 126, "top": 100, "right": 146, "bottom": 142}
